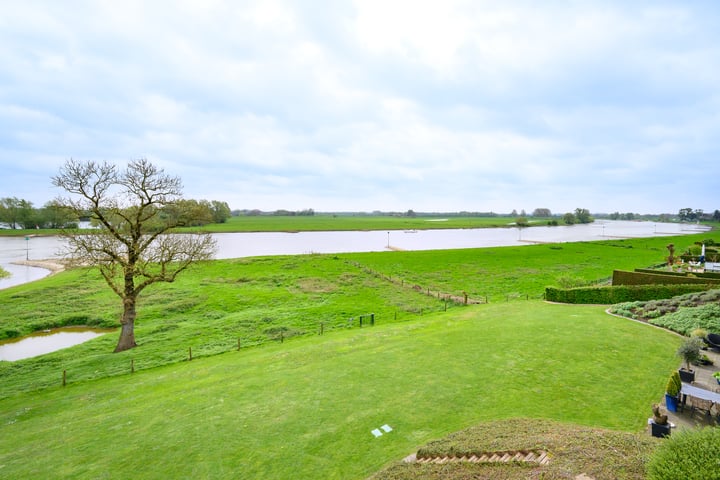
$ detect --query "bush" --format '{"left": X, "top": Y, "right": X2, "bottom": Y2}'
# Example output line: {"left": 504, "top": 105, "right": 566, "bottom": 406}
{"left": 650, "top": 304, "right": 720, "bottom": 335}
{"left": 665, "top": 371, "right": 681, "bottom": 396}
{"left": 646, "top": 427, "right": 720, "bottom": 480}
{"left": 545, "top": 284, "right": 715, "bottom": 304}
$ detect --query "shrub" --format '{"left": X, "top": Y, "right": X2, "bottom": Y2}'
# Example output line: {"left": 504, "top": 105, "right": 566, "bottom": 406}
{"left": 665, "top": 371, "right": 681, "bottom": 396}
{"left": 646, "top": 427, "right": 720, "bottom": 480}
{"left": 690, "top": 327, "right": 708, "bottom": 339}
{"left": 650, "top": 304, "right": 720, "bottom": 335}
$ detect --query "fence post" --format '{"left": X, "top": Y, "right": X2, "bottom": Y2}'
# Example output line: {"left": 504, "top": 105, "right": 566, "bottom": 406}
{"left": 188, "top": 347, "right": 193, "bottom": 361}
{"left": 370, "top": 313, "right": 375, "bottom": 326}
{"left": 238, "top": 338, "right": 241, "bottom": 351}
{"left": 360, "top": 316, "right": 363, "bottom": 328}
{"left": 62, "top": 370, "right": 66, "bottom": 387}
{"left": 131, "top": 359, "right": 135, "bottom": 374}
{"left": 464, "top": 292, "right": 468, "bottom": 305}
{"left": 320, "top": 322, "right": 324, "bottom": 335}
{"left": 280, "top": 331, "right": 284, "bottom": 343}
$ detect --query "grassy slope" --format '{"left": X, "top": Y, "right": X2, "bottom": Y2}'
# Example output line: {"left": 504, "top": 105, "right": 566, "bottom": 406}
{"left": 345, "top": 234, "right": 717, "bottom": 302}
{"left": 0, "top": 255, "right": 446, "bottom": 397}
{"left": 372, "top": 418, "right": 660, "bottom": 480}
{"left": 2, "top": 233, "right": 716, "bottom": 398}
{"left": 3, "top": 233, "right": 715, "bottom": 399}
{"left": 0, "top": 231, "right": 716, "bottom": 478}
{"left": 0, "top": 302, "right": 679, "bottom": 480}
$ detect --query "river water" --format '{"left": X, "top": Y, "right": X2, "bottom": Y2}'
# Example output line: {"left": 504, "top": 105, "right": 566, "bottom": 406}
{"left": 0, "top": 220, "right": 710, "bottom": 290}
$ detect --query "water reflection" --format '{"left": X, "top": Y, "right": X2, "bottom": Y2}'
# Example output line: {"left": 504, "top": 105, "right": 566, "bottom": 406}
{"left": 0, "top": 327, "right": 115, "bottom": 361}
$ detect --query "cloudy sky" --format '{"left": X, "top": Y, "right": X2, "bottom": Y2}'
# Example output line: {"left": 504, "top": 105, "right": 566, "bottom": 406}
{"left": 1, "top": 1, "right": 719, "bottom": 215}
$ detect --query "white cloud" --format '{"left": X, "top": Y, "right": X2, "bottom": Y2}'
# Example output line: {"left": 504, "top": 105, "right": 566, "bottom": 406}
{"left": 0, "top": 1, "right": 718, "bottom": 214}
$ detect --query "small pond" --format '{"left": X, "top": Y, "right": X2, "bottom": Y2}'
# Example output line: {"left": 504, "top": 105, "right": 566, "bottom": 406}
{"left": 0, "top": 327, "right": 115, "bottom": 361}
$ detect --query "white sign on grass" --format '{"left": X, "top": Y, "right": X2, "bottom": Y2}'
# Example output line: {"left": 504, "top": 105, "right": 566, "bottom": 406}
{"left": 371, "top": 424, "right": 393, "bottom": 437}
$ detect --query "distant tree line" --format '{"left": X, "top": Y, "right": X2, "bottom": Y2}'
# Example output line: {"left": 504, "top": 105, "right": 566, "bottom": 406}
{"left": 234, "top": 208, "right": 315, "bottom": 216}
{"left": 677, "top": 208, "right": 720, "bottom": 222}
{"left": 0, "top": 196, "right": 231, "bottom": 229}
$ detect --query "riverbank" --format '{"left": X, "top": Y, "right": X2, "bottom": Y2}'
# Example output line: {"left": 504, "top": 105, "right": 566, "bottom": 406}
{"left": 12, "top": 259, "right": 66, "bottom": 274}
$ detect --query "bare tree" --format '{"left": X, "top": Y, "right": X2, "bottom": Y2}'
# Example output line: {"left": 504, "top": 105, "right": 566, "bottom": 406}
{"left": 52, "top": 159, "right": 217, "bottom": 352}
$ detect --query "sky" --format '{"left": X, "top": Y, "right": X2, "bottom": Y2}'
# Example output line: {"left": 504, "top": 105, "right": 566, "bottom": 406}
{"left": 1, "top": 1, "right": 719, "bottom": 215}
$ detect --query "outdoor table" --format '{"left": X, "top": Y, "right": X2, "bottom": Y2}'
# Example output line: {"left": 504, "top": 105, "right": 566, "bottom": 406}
{"left": 679, "top": 383, "right": 720, "bottom": 412}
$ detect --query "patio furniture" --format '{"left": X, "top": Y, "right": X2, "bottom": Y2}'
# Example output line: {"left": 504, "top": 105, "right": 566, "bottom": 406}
{"left": 680, "top": 384, "right": 720, "bottom": 421}
{"left": 690, "top": 397, "right": 714, "bottom": 421}
{"left": 705, "top": 333, "right": 720, "bottom": 351}
{"left": 680, "top": 383, "right": 720, "bottom": 403}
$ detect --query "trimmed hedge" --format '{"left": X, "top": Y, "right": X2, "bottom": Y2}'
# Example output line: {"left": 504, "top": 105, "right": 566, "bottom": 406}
{"left": 635, "top": 268, "right": 720, "bottom": 280}
{"left": 613, "top": 270, "right": 720, "bottom": 286}
{"left": 545, "top": 284, "right": 716, "bottom": 304}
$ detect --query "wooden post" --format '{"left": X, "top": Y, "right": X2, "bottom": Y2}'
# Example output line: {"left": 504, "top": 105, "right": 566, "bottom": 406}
{"left": 238, "top": 338, "right": 241, "bottom": 351}
{"left": 131, "top": 359, "right": 135, "bottom": 373}
{"left": 464, "top": 292, "right": 468, "bottom": 305}
{"left": 360, "top": 316, "right": 363, "bottom": 328}
{"left": 189, "top": 347, "right": 193, "bottom": 361}
{"left": 320, "top": 322, "right": 324, "bottom": 335}
{"left": 370, "top": 313, "right": 375, "bottom": 326}
{"left": 280, "top": 331, "right": 284, "bottom": 343}
{"left": 394, "top": 311, "right": 397, "bottom": 321}
{"left": 62, "top": 370, "right": 66, "bottom": 387}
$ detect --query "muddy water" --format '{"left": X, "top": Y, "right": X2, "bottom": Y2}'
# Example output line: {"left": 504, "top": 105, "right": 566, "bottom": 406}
{"left": 0, "top": 327, "right": 115, "bottom": 361}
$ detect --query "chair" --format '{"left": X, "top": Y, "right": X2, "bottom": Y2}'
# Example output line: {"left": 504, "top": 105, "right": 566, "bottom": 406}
{"left": 690, "top": 396, "right": 713, "bottom": 421}
{"left": 705, "top": 333, "right": 720, "bottom": 351}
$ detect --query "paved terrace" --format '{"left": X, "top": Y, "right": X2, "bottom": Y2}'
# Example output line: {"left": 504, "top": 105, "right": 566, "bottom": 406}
{"left": 659, "top": 346, "right": 720, "bottom": 432}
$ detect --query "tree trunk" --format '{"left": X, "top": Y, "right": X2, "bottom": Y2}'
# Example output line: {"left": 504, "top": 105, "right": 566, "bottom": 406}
{"left": 114, "top": 296, "right": 138, "bottom": 352}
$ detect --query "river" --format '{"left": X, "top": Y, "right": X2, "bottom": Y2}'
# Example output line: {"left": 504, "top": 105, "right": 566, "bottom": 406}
{"left": 0, "top": 220, "right": 710, "bottom": 290}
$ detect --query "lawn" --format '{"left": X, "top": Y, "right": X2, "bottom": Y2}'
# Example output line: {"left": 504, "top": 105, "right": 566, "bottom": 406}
{"left": 0, "top": 302, "right": 680, "bottom": 479}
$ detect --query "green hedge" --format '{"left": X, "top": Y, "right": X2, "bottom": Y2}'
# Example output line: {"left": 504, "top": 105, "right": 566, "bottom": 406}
{"left": 613, "top": 270, "right": 720, "bottom": 286}
{"left": 647, "top": 427, "right": 720, "bottom": 480}
{"left": 634, "top": 268, "right": 720, "bottom": 280}
{"left": 545, "top": 284, "right": 716, "bottom": 304}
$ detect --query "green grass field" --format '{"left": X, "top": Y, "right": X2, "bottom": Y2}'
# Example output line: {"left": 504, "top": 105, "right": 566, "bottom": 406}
{"left": 0, "top": 230, "right": 717, "bottom": 479}
{"left": 0, "top": 302, "right": 680, "bottom": 479}
{"left": 0, "top": 214, "right": 539, "bottom": 237}
{"left": 184, "top": 214, "right": 549, "bottom": 232}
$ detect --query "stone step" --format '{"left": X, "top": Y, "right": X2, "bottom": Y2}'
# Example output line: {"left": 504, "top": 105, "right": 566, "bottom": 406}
{"left": 409, "top": 449, "right": 550, "bottom": 466}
